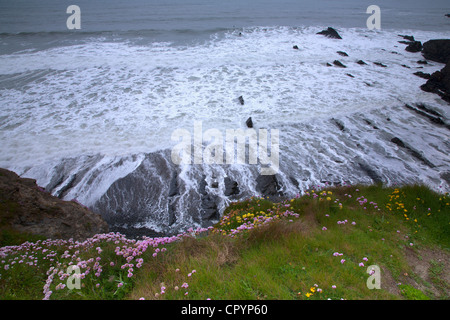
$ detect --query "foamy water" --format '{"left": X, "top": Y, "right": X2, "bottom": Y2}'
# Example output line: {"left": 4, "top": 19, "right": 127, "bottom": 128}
{"left": 1, "top": 27, "right": 448, "bottom": 166}
{"left": 1, "top": 26, "right": 449, "bottom": 235}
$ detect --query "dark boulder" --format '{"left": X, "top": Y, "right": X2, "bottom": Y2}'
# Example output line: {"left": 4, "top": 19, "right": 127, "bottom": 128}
{"left": 333, "top": 60, "right": 347, "bottom": 68}
{"left": 317, "top": 27, "right": 342, "bottom": 39}
{"left": 422, "top": 39, "right": 450, "bottom": 63}
{"left": 246, "top": 117, "right": 253, "bottom": 128}
{"left": 293, "top": 45, "right": 299, "bottom": 50}
{"left": 238, "top": 95, "right": 245, "bottom": 105}
{"left": 417, "top": 60, "right": 428, "bottom": 65}
{"left": 357, "top": 60, "right": 368, "bottom": 65}
{"left": 405, "top": 41, "right": 423, "bottom": 53}
{"left": 337, "top": 51, "right": 348, "bottom": 57}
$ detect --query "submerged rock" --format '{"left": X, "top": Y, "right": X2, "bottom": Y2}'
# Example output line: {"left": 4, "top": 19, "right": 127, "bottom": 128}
{"left": 398, "top": 34, "right": 415, "bottom": 41}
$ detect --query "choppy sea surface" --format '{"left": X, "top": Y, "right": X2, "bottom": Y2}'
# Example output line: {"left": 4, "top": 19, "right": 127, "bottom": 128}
{"left": 1, "top": 0, "right": 449, "bottom": 235}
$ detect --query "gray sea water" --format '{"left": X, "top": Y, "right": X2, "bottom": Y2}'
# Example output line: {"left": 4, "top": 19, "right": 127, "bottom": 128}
{"left": 0, "top": 0, "right": 449, "bottom": 236}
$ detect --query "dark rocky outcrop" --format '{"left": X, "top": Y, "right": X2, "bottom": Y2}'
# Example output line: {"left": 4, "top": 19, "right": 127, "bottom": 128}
{"left": 413, "top": 71, "right": 431, "bottom": 80}
{"left": 405, "top": 41, "right": 423, "bottom": 53}
{"left": 224, "top": 177, "right": 240, "bottom": 197}
{"left": 398, "top": 34, "right": 415, "bottom": 42}
{"left": 390, "top": 137, "right": 435, "bottom": 168}
{"left": 357, "top": 60, "right": 368, "bottom": 65}
{"left": 419, "top": 40, "right": 450, "bottom": 103}
{"left": 255, "top": 175, "right": 283, "bottom": 201}
{"left": 317, "top": 27, "right": 342, "bottom": 39}
{"left": 200, "top": 194, "right": 219, "bottom": 222}
{"left": 246, "top": 117, "right": 253, "bottom": 128}
{"left": 333, "top": 60, "right": 347, "bottom": 68}
{"left": 373, "top": 62, "right": 387, "bottom": 68}
{"left": 420, "top": 61, "right": 450, "bottom": 103}
{"left": 337, "top": 51, "right": 348, "bottom": 57}
{"left": 293, "top": 45, "right": 299, "bottom": 50}
{"left": 238, "top": 96, "right": 245, "bottom": 105}
{"left": 0, "top": 168, "right": 108, "bottom": 241}
{"left": 422, "top": 40, "right": 450, "bottom": 63}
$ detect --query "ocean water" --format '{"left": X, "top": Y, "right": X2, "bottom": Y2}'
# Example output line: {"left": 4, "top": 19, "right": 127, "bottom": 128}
{"left": 0, "top": 0, "right": 449, "bottom": 235}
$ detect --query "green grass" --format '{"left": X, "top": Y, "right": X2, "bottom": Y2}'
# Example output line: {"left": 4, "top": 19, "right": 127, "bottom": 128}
{"left": 0, "top": 184, "right": 448, "bottom": 300}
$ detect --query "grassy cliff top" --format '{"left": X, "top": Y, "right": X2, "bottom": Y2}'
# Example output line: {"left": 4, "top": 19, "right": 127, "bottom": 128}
{"left": 0, "top": 183, "right": 449, "bottom": 300}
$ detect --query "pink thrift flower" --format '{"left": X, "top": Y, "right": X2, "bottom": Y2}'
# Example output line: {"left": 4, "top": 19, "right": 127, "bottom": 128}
{"left": 340, "top": 259, "right": 345, "bottom": 264}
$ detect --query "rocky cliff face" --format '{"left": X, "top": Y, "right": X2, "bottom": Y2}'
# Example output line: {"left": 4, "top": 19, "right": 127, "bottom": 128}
{"left": 0, "top": 168, "right": 108, "bottom": 241}
{"left": 420, "top": 39, "right": 450, "bottom": 103}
